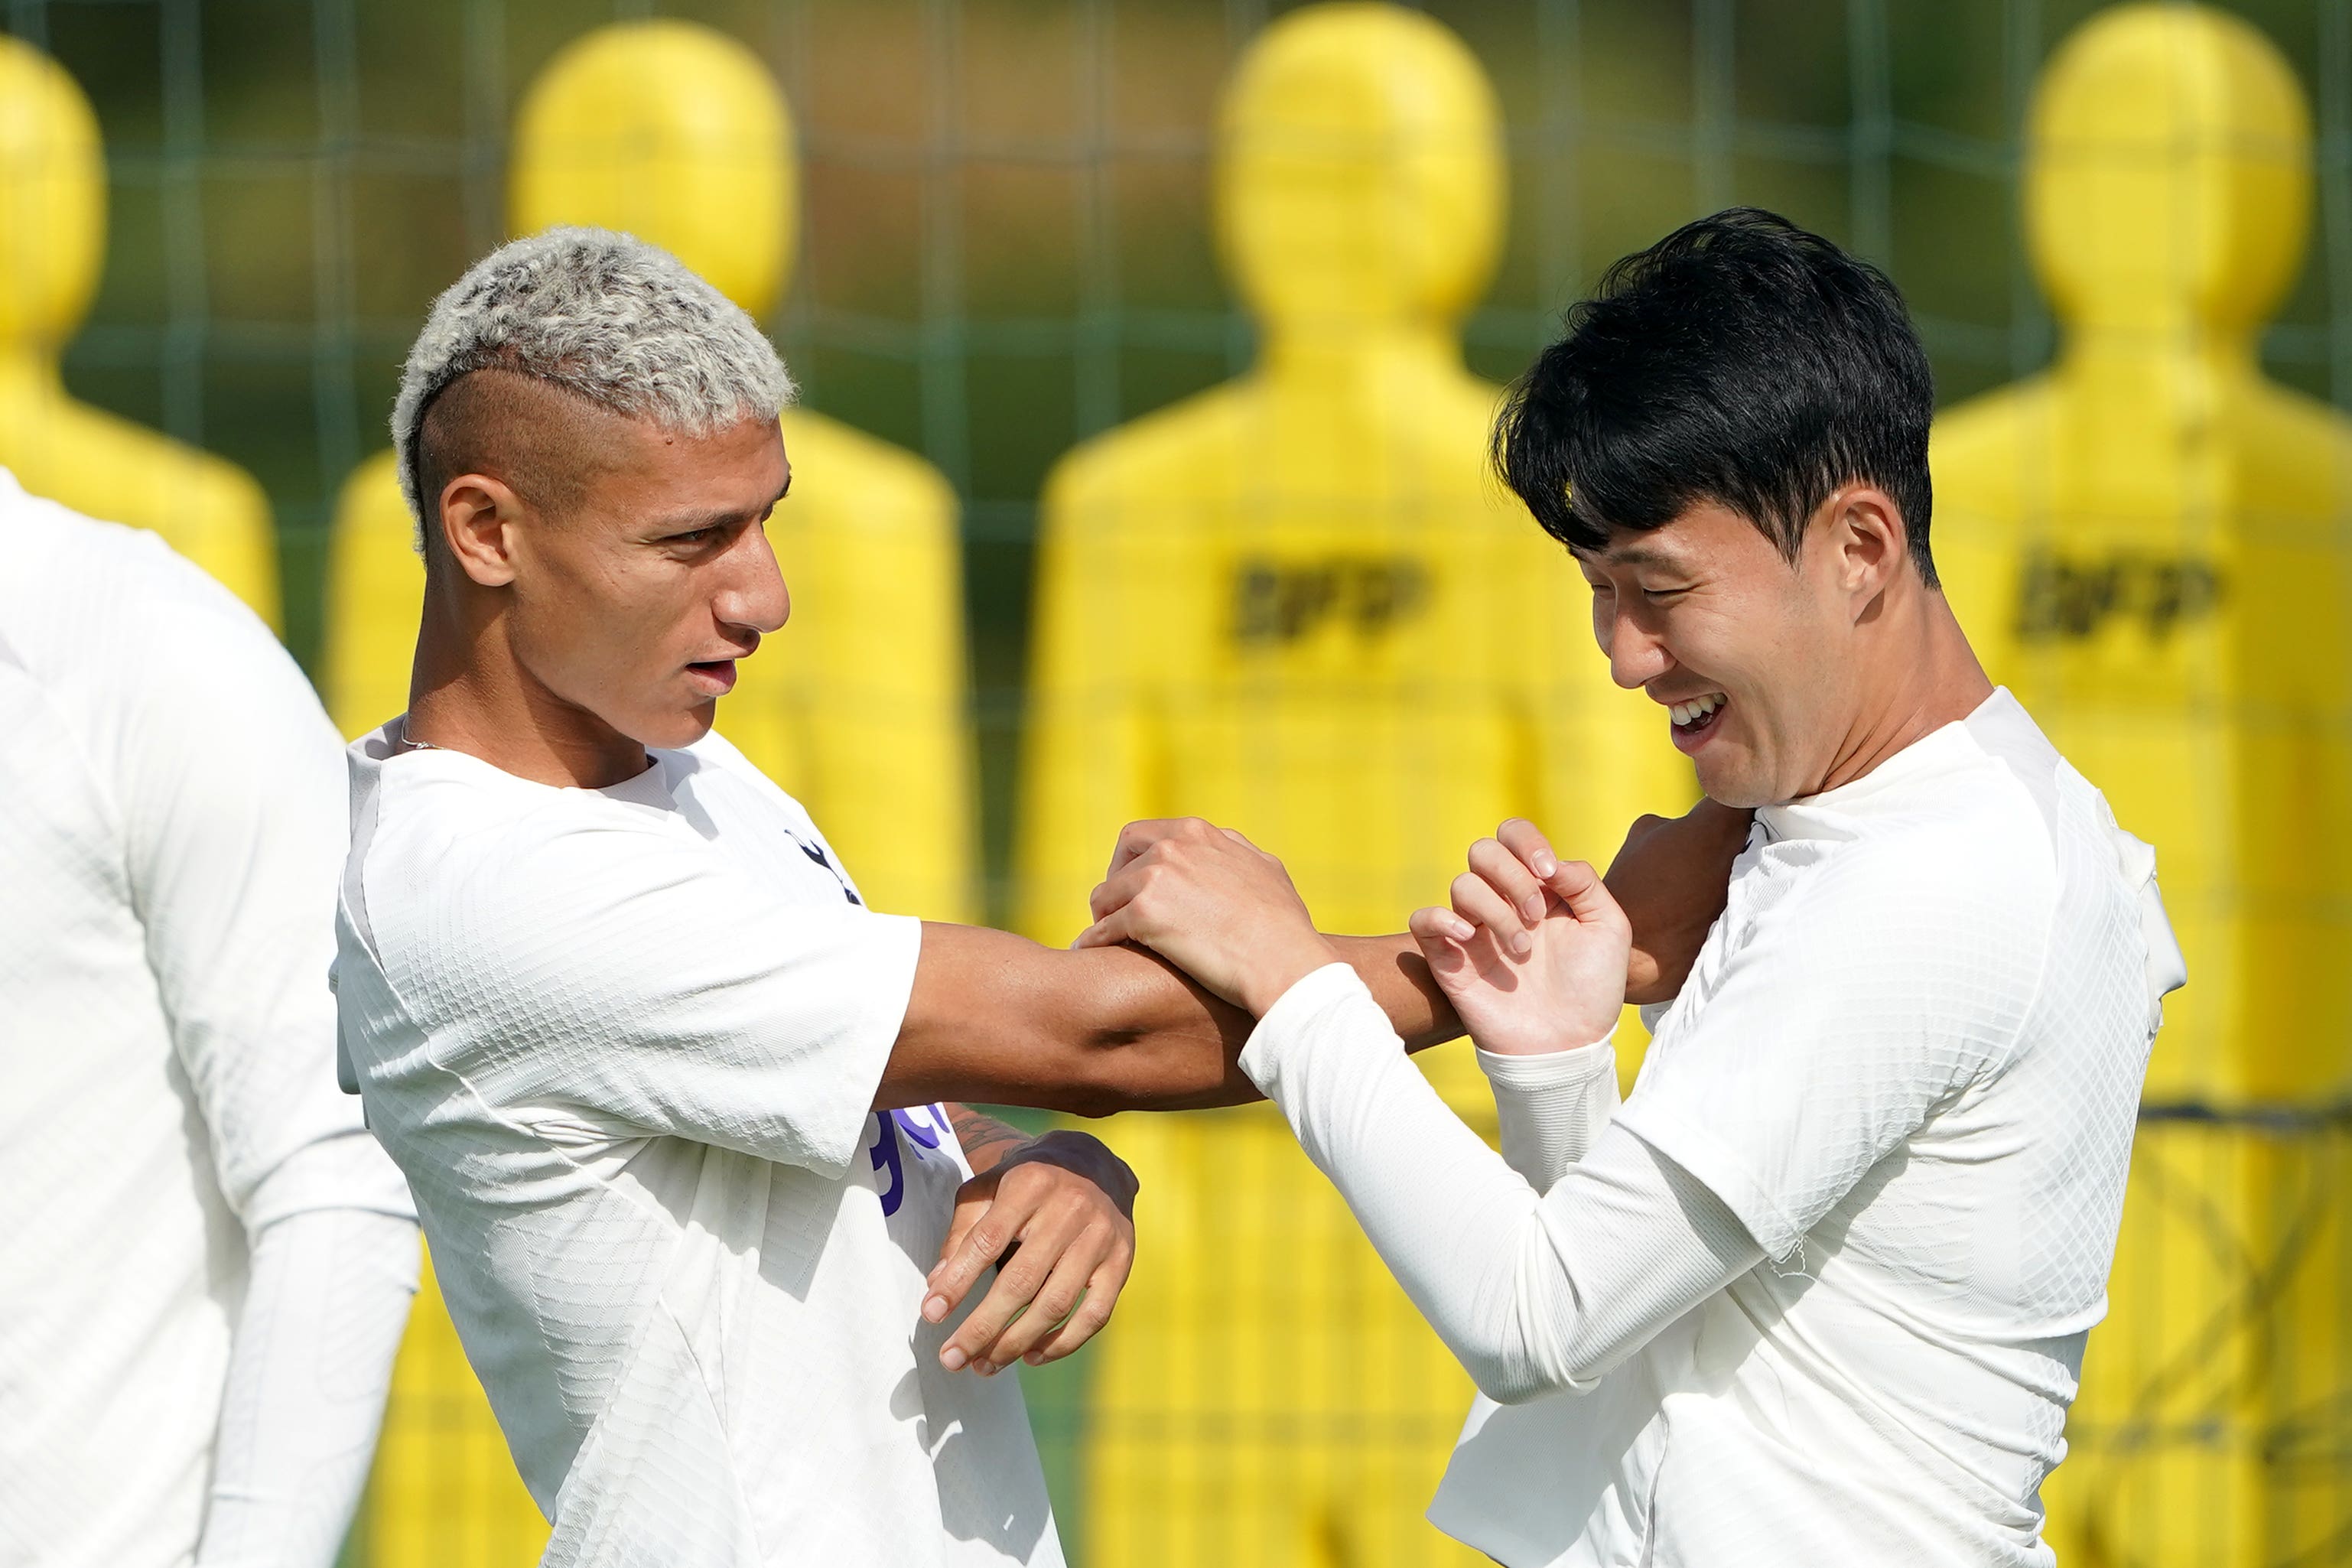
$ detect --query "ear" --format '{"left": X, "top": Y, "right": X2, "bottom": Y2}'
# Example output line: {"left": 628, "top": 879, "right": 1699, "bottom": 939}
{"left": 1826, "top": 485, "right": 1906, "bottom": 613}
{"left": 438, "top": 473, "right": 525, "bottom": 588}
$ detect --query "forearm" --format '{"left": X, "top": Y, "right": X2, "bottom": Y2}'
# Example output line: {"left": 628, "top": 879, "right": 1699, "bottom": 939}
{"left": 1057, "top": 935, "right": 1461, "bottom": 1111}
{"left": 197, "top": 1209, "right": 419, "bottom": 1568}
{"left": 889, "top": 928, "right": 1254, "bottom": 1114}
{"left": 1482, "top": 1039, "right": 1623, "bottom": 1190}
{"left": 1326, "top": 934, "right": 1462, "bottom": 1051}
{"left": 1242, "top": 966, "right": 1758, "bottom": 1404}
{"left": 891, "top": 925, "right": 1457, "bottom": 1117}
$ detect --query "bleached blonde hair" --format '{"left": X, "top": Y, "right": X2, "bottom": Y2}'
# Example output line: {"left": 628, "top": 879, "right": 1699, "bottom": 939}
{"left": 391, "top": 226, "right": 794, "bottom": 548}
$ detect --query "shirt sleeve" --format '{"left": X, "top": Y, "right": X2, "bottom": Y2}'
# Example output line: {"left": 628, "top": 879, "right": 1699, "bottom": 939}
{"left": 196, "top": 1209, "right": 418, "bottom": 1568}
{"left": 1479, "top": 1037, "right": 1621, "bottom": 1191}
{"left": 1612, "top": 834, "right": 2051, "bottom": 1261}
{"left": 112, "top": 576, "right": 415, "bottom": 1229}
{"left": 410, "top": 813, "right": 922, "bottom": 1178}
{"left": 1241, "top": 965, "right": 1760, "bottom": 1404}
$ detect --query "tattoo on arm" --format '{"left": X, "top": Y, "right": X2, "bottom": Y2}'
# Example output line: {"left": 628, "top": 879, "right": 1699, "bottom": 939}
{"left": 948, "top": 1104, "right": 1033, "bottom": 1174}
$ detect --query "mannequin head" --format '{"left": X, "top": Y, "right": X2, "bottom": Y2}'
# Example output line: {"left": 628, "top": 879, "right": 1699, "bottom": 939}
{"left": 1214, "top": 3, "right": 1503, "bottom": 338}
{"left": 0, "top": 37, "right": 105, "bottom": 356}
{"left": 510, "top": 20, "right": 795, "bottom": 319}
{"left": 2026, "top": 4, "right": 2309, "bottom": 340}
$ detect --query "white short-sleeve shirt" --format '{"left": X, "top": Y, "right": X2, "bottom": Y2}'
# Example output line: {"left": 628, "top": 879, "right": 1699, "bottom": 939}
{"left": 336, "top": 724, "right": 1062, "bottom": 1566}
{"left": 1433, "top": 689, "right": 2179, "bottom": 1568}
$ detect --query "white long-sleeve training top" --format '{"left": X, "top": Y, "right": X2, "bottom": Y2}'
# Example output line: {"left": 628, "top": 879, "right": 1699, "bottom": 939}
{"left": 0, "top": 470, "right": 418, "bottom": 1568}
{"left": 1238, "top": 690, "right": 2184, "bottom": 1568}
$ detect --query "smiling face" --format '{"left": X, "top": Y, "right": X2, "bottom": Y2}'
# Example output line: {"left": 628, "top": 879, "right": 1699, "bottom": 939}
{"left": 1576, "top": 496, "right": 1880, "bottom": 808}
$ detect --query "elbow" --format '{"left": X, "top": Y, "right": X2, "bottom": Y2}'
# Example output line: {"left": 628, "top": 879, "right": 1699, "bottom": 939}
{"left": 1473, "top": 1364, "right": 1579, "bottom": 1407}
{"left": 1459, "top": 1335, "right": 1609, "bottom": 1407}
{"left": 1463, "top": 1351, "right": 1558, "bottom": 1408}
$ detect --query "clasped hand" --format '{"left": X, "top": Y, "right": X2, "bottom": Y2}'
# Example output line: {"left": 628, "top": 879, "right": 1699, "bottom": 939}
{"left": 1074, "top": 803, "right": 1747, "bottom": 1052}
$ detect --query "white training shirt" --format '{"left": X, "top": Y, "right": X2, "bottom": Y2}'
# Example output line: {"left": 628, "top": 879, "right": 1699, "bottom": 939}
{"left": 1239, "top": 688, "right": 2184, "bottom": 1568}
{"left": 0, "top": 471, "right": 417, "bottom": 1568}
{"left": 335, "top": 723, "right": 1064, "bottom": 1566}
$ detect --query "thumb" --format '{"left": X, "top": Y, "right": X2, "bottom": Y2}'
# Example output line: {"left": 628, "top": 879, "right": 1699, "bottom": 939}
{"left": 1546, "top": 860, "right": 1623, "bottom": 927}
{"left": 1071, "top": 906, "right": 1135, "bottom": 950}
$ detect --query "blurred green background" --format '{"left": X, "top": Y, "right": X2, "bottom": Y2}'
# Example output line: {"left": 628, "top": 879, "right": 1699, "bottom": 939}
{"left": 22, "top": 0, "right": 2352, "bottom": 923}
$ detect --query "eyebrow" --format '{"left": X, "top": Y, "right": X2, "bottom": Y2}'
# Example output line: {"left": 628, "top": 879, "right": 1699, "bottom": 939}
{"left": 1597, "top": 542, "right": 1683, "bottom": 570}
{"left": 648, "top": 479, "right": 791, "bottom": 535}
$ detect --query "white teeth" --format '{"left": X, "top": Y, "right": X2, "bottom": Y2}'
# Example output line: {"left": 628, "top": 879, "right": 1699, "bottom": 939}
{"left": 1670, "top": 693, "right": 1726, "bottom": 727}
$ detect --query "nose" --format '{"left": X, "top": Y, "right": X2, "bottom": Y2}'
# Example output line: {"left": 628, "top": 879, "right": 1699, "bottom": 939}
{"left": 718, "top": 522, "right": 791, "bottom": 638}
{"left": 1599, "top": 599, "right": 1672, "bottom": 692}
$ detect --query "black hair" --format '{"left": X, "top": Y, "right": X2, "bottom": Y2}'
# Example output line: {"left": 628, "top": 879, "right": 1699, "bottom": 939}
{"left": 1494, "top": 207, "right": 1937, "bottom": 586}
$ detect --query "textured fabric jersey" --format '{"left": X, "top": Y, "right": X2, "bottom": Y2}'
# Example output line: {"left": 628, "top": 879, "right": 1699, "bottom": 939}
{"left": 336, "top": 724, "right": 1064, "bottom": 1566}
{"left": 1241, "top": 689, "right": 2183, "bottom": 1568}
{"left": 0, "top": 471, "right": 418, "bottom": 1568}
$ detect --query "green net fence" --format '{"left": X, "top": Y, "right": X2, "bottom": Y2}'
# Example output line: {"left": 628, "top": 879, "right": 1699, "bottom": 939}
{"left": 16, "top": 0, "right": 2352, "bottom": 877}
{"left": 5, "top": 1, "right": 2350, "bottom": 1563}
{"left": 18, "top": 0, "right": 2331, "bottom": 847}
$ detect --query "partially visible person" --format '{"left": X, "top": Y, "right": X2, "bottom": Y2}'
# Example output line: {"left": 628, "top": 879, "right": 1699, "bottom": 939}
{"left": 1079, "top": 210, "right": 2187, "bottom": 1568}
{"left": 0, "top": 471, "right": 420, "bottom": 1567}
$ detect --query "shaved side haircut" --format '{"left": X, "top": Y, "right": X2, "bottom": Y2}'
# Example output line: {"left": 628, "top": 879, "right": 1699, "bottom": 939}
{"left": 409, "top": 370, "right": 616, "bottom": 556}
{"left": 392, "top": 226, "right": 794, "bottom": 555}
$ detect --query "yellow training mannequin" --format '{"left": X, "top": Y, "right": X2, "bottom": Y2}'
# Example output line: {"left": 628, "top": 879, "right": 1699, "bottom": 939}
{"left": 0, "top": 37, "right": 278, "bottom": 626}
{"left": 1016, "top": 6, "right": 1690, "bottom": 1563}
{"left": 338, "top": 21, "right": 974, "bottom": 1566}
{"left": 1932, "top": 7, "right": 2351, "bottom": 1562}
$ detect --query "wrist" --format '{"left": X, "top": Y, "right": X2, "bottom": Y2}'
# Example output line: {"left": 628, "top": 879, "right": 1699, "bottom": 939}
{"left": 1016, "top": 1129, "right": 1139, "bottom": 1212}
{"left": 1477, "top": 1017, "right": 1619, "bottom": 1059}
{"left": 1237, "top": 933, "right": 1342, "bottom": 1018}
